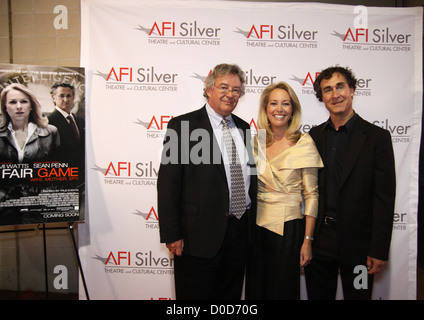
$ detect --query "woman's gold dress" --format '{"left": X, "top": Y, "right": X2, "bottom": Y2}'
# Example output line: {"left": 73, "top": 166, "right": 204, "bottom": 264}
{"left": 254, "top": 133, "right": 324, "bottom": 236}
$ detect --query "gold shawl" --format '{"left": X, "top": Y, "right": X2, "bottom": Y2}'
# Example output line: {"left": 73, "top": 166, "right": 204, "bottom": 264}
{"left": 253, "top": 133, "right": 324, "bottom": 236}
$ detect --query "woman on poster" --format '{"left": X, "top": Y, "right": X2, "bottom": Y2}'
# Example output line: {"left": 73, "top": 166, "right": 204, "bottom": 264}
{"left": 0, "top": 83, "right": 60, "bottom": 163}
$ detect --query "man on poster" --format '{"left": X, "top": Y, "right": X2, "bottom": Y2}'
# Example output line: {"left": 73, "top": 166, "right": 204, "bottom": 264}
{"left": 157, "top": 63, "right": 257, "bottom": 300}
{"left": 304, "top": 66, "right": 396, "bottom": 300}
{"left": 48, "top": 82, "right": 85, "bottom": 168}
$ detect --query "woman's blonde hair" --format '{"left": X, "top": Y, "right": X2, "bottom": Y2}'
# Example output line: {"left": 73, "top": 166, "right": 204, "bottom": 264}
{"left": 0, "top": 83, "right": 48, "bottom": 131}
{"left": 257, "top": 81, "right": 302, "bottom": 146}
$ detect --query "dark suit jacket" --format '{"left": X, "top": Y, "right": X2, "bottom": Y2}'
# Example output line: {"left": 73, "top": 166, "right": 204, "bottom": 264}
{"left": 157, "top": 105, "right": 257, "bottom": 259}
{"left": 48, "top": 109, "right": 85, "bottom": 167}
{"left": 309, "top": 114, "right": 396, "bottom": 264}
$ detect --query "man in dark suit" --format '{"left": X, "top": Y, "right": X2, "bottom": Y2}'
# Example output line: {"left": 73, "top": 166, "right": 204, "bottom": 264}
{"left": 157, "top": 63, "right": 257, "bottom": 300}
{"left": 48, "top": 82, "right": 85, "bottom": 167}
{"left": 304, "top": 66, "right": 396, "bottom": 300}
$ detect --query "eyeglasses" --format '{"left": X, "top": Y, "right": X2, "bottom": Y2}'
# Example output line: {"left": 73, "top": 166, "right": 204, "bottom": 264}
{"left": 214, "top": 85, "right": 241, "bottom": 96}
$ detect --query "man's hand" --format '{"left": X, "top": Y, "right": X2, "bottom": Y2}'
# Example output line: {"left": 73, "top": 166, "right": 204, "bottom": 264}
{"left": 367, "top": 256, "right": 387, "bottom": 275}
{"left": 166, "top": 239, "right": 184, "bottom": 256}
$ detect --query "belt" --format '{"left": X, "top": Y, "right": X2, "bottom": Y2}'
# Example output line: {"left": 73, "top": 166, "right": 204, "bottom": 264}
{"left": 324, "top": 215, "right": 337, "bottom": 226}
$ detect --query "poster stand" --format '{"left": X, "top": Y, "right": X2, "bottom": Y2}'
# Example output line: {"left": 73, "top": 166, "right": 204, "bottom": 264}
{"left": 0, "top": 222, "right": 89, "bottom": 300}
{"left": 68, "top": 222, "right": 90, "bottom": 300}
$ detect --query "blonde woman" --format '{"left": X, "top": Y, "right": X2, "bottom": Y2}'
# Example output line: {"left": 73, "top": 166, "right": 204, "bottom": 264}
{"left": 247, "top": 82, "right": 323, "bottom": 300}
{"left": 0, "top": 83, "right": 60, "bottom": 163}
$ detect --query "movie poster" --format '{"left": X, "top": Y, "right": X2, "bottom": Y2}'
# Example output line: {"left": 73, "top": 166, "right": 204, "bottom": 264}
{"left": 0, "top": 64, "right": 85, "bottom": 226}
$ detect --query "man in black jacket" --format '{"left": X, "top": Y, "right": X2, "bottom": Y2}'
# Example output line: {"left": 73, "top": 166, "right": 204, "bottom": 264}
{"left": 304, "top": 66, "right": 396, "bottom": 300}
{"left": 157, "top": 63, "right": 257, "bottom": 300}
{"left": 48, "top": 82, "right": 85, "bottom": 167}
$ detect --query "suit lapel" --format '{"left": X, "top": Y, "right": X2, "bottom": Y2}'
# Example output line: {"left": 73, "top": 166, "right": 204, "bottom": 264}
{"left": 313, "top": 123, "right": 327, "bottom": 162}
{"left": 54, "top": 110, "right": 70, "bottom": 127}
{"left": 196, "top": 106, "right": 227, "bottom": 179}
{"left": 232, "top": 115, "right": 248, "bottom": 145}
{"left": 339, "top": 116, "right": 367, "bottom": 190}
{"left": 74, "top": 115, "right": 85, "bottom": 139}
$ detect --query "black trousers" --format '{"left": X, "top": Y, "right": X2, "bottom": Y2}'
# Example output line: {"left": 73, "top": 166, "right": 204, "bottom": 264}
{"left": 304, "top": 222, "right": 374, "bottom": 300}
{"left": 173, "top": 214, "right": 248, "bottom": 300}
{"left": 246, "top": 219, "right": 303, "bottom": 300}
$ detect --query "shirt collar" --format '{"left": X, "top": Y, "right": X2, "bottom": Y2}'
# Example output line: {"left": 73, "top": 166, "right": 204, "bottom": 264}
{"left": 8, "top": 121, "right": 37, "bottom": 133}
{"left": 324, "top": 111, "right": 358, "bottom": 132}
{"left": 205, "top": 103, "right": 233, "bottom": 128}
{"left": 55, "top": 106, "right": 72, "bottom": 119}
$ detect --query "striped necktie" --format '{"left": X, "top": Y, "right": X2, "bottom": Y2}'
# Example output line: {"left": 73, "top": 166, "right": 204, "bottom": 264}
{"left": 222, "top": 119, "right": 246, "bottom": 219}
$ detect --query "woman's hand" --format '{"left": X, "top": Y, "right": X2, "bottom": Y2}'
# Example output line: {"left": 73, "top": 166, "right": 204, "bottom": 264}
{"left": 300, "top": 239, "right": 313, "bottom": 268}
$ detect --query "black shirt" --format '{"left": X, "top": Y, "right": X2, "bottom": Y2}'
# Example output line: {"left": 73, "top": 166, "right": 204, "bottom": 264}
{"left": 324, "top": 113, "right": 358, "bottom": 218}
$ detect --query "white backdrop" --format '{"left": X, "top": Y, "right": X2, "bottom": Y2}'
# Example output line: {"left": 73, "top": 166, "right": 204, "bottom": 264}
{"left": 79, "top": 0, "right": 422, "bottom": 300}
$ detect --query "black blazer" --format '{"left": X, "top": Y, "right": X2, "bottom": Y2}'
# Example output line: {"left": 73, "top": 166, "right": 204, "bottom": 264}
{"left": 309, "top": 115, "right": 396, "bottom": 264}
{"left": 48, "top": 109, "right": 85, "bottom": 167}
{"left": 157, "top": 106, "right": 257, "bottom": 259}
